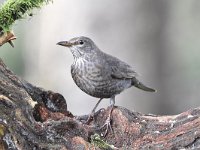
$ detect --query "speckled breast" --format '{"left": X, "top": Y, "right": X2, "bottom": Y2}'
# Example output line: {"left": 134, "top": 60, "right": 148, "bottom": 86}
{"left": 71, "top": 59, "right": 132, "bottom": 98}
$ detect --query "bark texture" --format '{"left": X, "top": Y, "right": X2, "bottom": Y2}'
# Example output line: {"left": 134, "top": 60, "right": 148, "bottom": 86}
{"left": 0, "top": 58, "right": 200, "bottom": 150}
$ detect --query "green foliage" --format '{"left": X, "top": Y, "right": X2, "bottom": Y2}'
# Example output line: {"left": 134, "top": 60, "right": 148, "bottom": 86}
{"left": 91, "top": 133, "right": 118, "bottom": 149}
{"left": 0, "top": 0, "right": 53, "bottom": 32}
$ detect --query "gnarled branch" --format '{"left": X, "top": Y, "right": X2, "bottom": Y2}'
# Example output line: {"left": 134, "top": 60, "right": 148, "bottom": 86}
{"left": 0, "top": 58, "right": 200, "bottom": 149}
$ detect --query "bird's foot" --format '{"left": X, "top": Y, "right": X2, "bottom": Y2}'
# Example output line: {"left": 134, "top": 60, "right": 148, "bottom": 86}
{"left": 85, "top": 112, "right": 95, "bottom": 124}
{"left": 75, "top": 113, "right": 94, "bottom": 124}
{"left": 99, "top": 115, "right": 113, "bottom": 137}
{"left": 85, "top": 108, "right": 105, "bottom": 124}
{"left": 75, "top": 115, "right": 88, "bottom": 122}
{"left": 76, "top": 108, "right": 106, "bottom": 125}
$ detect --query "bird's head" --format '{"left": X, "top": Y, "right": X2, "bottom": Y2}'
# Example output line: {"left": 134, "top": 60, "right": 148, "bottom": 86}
{"left": 57, "top": 36, "right": 98, "bottom": 59}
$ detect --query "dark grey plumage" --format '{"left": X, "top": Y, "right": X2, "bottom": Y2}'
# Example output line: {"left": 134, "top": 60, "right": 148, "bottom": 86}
{"left": 57, "top": 36, "right": 155, "bottom": 135}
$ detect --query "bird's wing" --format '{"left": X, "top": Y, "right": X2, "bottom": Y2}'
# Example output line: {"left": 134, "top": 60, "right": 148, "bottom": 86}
{"left": 105, "top": 54, "right": 138, "bottom": 79}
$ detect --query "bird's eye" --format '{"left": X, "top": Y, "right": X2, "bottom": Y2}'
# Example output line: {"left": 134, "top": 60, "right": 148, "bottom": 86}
{"left": 79, "top": 40, "right": 84, "bottom": 45}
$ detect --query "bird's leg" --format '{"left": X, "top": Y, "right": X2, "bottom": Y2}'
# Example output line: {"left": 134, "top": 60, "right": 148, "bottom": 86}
{"left": 85, "top": 98, "right": 103, "bottom": 124}
{"left": 100, "top": 96, "right": 115, "bottom": 136}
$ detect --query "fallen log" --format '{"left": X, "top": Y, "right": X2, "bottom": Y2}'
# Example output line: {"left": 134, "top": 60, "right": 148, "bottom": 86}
{"left": 0, "top": 58, "right": 200, "bottom": 150}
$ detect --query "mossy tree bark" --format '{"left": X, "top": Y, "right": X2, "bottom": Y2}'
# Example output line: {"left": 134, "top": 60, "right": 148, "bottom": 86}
{"left": 0, "top": 58, "right": 200, "bottom": 150}
{"left": 0, "top": 0, "right": 52, "bottom": 47}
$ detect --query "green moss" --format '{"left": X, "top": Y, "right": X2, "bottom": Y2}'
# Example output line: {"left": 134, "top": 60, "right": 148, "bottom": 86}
{"left": 91, "top": 133, "right": 118, "bottom": 150}
{"left": 0, "top": 124, "right": 5, "bottom": 137}
{"left": 0, "top": 0, "right": 53, "bottom": 32}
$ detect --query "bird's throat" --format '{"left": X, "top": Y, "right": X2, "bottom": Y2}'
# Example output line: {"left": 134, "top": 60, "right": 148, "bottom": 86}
{"left": 70, "top": 47, "right": 84, "bottom": 59}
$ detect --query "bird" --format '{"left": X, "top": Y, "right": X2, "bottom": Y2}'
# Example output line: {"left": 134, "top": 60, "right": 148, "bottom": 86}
{"left": 57, "top": 36, "right": 156, "bottom": 135}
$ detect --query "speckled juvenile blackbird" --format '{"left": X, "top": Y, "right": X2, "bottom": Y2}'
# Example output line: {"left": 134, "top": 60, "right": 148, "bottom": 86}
{"left": 57, "top": 36, "right": 156, "bottom": 135}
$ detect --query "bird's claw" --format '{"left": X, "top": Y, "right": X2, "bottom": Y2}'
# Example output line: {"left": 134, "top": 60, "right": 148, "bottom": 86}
{"left": 85, "top": 112, "right": 95, "bottom": 124}
{"left": 99, "top": 115, "right": 113, "bottom": 137}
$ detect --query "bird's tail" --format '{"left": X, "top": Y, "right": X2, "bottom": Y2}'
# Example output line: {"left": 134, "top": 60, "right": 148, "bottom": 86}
{"left": 132, "top": 77, "right": 156, "bottom": 92}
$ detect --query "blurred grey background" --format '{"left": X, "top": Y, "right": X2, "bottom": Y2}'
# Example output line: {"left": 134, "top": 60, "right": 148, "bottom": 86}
{"left": 1, "top": 0, "right": 200, "bottom": 115}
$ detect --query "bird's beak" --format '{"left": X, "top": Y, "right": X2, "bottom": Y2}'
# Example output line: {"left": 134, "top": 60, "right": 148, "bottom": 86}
{"left": 57, "top": 41, "right": 73, "bottom": 47}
